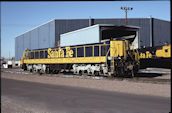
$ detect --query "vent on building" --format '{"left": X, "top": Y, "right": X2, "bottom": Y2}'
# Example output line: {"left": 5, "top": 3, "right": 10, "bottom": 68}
{"left": 89, "top": 17, "right": 94, "bottom": 26}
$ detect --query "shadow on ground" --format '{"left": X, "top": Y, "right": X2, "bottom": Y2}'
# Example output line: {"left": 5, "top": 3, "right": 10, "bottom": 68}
{"left": 134, "top": 73, "right": 162, "bottom": 78}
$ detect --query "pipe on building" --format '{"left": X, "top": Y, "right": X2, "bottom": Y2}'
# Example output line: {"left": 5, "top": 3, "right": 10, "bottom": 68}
{"left": 150, "top": 17, "right": 154, "bottom": 47}
{"left": 89, "top": 17, "right": 94, "bottom": 26}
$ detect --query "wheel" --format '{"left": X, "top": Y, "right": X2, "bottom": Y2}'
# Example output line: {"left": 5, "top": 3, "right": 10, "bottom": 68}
{"left": 94, "top": 71, "right": 99, "bottom": 76}
{"left": 79, "top": 70, "right": 82, "bottom": 76}
{"left": 23, "top": 64, "right": 27, "bottom": 71}
{"left": 45, "top": 67, "right": 50, "bottom": 74}
{"left": 55, "top": 70, "right": 60, "bottom": 74}
{"left": 131, "top": 69, "right": 134, "bottom": 78}
{"left": 38, "top": 69, "right": 42, "bottom": 75}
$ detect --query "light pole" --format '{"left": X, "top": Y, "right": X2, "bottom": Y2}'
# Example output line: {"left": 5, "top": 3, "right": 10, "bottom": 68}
{"left": 121, "top": 7, "right": 133, "bottom": 25}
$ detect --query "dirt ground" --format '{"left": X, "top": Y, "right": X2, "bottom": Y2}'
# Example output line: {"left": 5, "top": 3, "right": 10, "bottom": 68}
{"left": 1, "top": 96, "right": 41, "bottom": 113}
{"left": 1, "top": 70, "right": 170, "bottom": 98}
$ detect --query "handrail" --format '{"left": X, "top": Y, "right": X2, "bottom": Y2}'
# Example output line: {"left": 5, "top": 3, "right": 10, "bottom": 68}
{"left": 105, "top": 48, "right": 110, "bottom": 66}
{"left": 26, "top": 43, "right": 111, "bottom": 59}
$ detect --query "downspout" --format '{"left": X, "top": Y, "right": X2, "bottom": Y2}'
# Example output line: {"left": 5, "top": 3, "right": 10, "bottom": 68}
{"left": 150, "top": 16, "right": 154, "bottom": 47}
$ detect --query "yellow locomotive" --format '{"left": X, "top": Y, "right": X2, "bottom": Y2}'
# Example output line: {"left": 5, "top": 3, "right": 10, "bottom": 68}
{"left": 20, "top": 38, "right": 140, "bottom": 77}
{"left": 138, "top": 44, "right": 171, "bottom": 69}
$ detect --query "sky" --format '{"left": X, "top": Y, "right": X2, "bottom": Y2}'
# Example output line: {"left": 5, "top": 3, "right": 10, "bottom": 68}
{"left": 1, "top": 1, "right": 170, "bottom": 59}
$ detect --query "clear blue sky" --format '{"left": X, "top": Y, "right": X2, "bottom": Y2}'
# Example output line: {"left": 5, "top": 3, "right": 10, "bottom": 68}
{"left": 1, "top": 1, "right": 170, "bottom": 59}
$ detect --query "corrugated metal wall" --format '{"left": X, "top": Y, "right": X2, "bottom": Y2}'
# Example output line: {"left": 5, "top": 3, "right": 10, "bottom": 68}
{"left": 15, "top": 18, "right": 170, "bottom": 61}
{"left": 153, "top": 18, "right": 170, "bottom": 46}
{"left": 15, "top": 35, "right": 24, "bottom": 61}
{"left": 55, "top": 19, "right": 89, "bottom": 46}
{"left": 54, "top": 18, "right": 152, "bottom": 47}
{"left": 30, "top": 28, "right": 39, "bottom": 50}
{"left": 15, "top": 37, "right": 17, "bottom": 61}
{"left": 54, "top": 18, "right": 170, "bottom": 48}
{"left": 15, "top": 20, "right": 55, "bottom": 60}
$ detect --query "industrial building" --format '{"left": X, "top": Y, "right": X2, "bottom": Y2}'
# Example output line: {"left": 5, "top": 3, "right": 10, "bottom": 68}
{"left": 15, "top": 18, "right": 170, "bottom": 61}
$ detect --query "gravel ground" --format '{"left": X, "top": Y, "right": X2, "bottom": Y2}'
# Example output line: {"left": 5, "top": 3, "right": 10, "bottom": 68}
{"left": 1, "top": 71, "right": 170, "bottom": 98}
{"left": 155, "top": 74, "right": 171, "bottom": 79}
{"left": 1, "top": 96, "right": 51, "bottom": 113}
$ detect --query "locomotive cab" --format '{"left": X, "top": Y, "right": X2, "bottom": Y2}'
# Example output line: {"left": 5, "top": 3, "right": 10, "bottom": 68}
{"left": 108, "top": 38, "right": 139, "bottom": 77}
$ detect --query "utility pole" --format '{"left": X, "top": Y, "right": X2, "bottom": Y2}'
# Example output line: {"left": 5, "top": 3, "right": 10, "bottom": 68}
{"left": 121, "top": 7, "right": 133, "bottom": 25}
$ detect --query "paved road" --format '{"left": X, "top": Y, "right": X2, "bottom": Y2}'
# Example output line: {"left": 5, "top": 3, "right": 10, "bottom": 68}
{"left": 1, "top": 78, "right": 170, "bottom": 113}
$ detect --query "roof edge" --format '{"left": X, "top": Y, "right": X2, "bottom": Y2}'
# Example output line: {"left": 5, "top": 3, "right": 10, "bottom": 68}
{"left": 15, "top": 19, "right": 56, "bottom": 38}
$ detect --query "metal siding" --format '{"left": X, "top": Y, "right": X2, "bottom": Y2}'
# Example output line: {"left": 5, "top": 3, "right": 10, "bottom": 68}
{"left": 17, "top": 36, "right": 21, "bottom": 61}
{"left": 55, "top": 19, "right": 89, "bottom": 46}
{"left": 94, "top": 19, "right": 125, "bottom": 25}
{"left": 60, "top": 25, "right": 100, "bottom": 46}
{"left": 17, "top": 35, "right": 24, "bottom": 61}
{"left": 30, "top": 28, "right": 39, "bottom": 50}
{"left": 55, "top": 20, "right": 65, "bottom": 44}
{"left": 153, "top": 19, "right": 170, "bottom": 46}
{"left": 23, "top": 33, "right": 30, "bottom": 50}
{"left": 15, "top": 37, "right": 18, "bottom": 60}
{"left": 138, "top": 18, "right": 150, "bottom": 47}
{"left": 49, "top": 20, "right": 55, "bottom": 47}
{"left": 21, "top": 35, "right": 25, "bottom": 60}
{"left": 15, "top": 36, "right": 19, "bottom": 60}
{"left": 39, "top": 23, "right": 49, "bottom": 48}
{"left": 15, "top": 20, "right": 55, "bottom": 60}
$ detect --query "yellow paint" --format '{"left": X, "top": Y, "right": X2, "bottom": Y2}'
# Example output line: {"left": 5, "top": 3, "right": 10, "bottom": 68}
{"left": 139, "top": 45, "right": 171, "bottom": 59}
{"left": 93, "top": 46, "right": 94, "bottom": 56}
{"left": 99, "top": 45, "right": 101, "bottom": 56}
{"left": 47, "top": 48, "right": 64, "bottom": 58}
{"left": 75, "top": 47, "right": 77, "bottom": 57}
{"left": 110, "top": 41, "right": 124, "bottom": 57}
{"left": 44, "top": 50, "right": 45, "bottom": 58}
{"left": 65, "top": 47, "right": 74, "bottom": 57}
{"left": 84, "top": 46, "right": 85, "bottom": 57}
{"left": 24, "top": 56, "right": 106, "bottom": 64}
{"left": 146, "top": 51, "right": 152, "bottom": 58}
{"left": 105, "top": 48, "right": 110, "bottom": 66}
{"left": 156, "top": 45, "right": 171, "bottom": 58}
{"left": 134, "top": 49, "right": 140, "bottom": 61}
{"left": 139, "top": 51, "right": 152, "bottom": 59}
{"left": 47, "top": 47, "right": 73, "bottom": 58}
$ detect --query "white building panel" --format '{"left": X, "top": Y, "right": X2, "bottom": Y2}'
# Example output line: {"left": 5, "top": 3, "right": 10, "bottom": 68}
{"left": 60, "top": 25, "right": 100, "bottom": 47}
